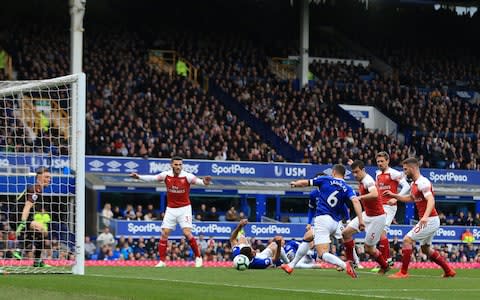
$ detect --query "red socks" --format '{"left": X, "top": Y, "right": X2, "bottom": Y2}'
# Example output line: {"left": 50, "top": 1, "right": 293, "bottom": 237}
{"left": 188, "top": 237, "right": 201, "bottom": 258}
{"left": 344, "top": 239, "right": 355, "bottom": 261}
{"left": 400, "top": 244, "right": 413, "bottom": 274}
{"left": 372, "top": 248, "right": 389, "bottom": 269}
{"left": 429, "top": 250, "right": 451, "bottom": 273}
{"left": 379, "top": 236, "right": 390, "bottom": 260}
{"left": 158, "top": 238, "right": 168, "bottom": 261}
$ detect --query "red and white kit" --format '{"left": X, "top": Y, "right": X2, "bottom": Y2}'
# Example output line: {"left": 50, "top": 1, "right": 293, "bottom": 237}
{"left": 406, "top": 176, "right": 439, "bottom": 244}
{"left": 347, "top": 174, "right": 386, "bottom": 246}
{"left": 154, "top": 170, "right": 204, "bottom": 230}
{"left": 376, "top": 167, "right": 408, "bottom": 230}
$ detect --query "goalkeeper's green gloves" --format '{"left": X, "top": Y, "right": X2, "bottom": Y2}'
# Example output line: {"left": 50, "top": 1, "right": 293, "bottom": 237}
{"left": 16, "top": 220, "right": 26, "bottom": 236}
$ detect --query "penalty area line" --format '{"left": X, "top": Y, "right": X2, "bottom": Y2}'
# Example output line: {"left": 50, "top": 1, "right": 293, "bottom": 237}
{"left": 87, "top": 273, "right": 423, "bottom": 300}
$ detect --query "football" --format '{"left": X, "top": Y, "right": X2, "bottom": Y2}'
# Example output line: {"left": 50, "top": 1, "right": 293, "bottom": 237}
{"left": 233, "top": 254, "right": 250, "bottom": 271}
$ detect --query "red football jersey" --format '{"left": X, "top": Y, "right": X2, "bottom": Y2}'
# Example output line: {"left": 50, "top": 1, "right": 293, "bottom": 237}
{"left": 157, "top": 170, "right": 201, "bottom": 208}
{"left": 359, "top": 174, "right": 385, "bottom": 217}
{"left": 411, "top": 176, "right": 438, "bottom": 218}
{"left": 376, "top": 168, "right": 405, "bottom": 205}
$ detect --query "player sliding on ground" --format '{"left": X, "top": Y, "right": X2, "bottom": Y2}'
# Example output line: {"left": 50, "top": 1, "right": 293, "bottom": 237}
{"left": 385, "top": 157, "right": 456, "bottom": 279}
{"left": 230, "top": 219, "right": 288, "bottom": 269}
{"left": 281, "top": 164, "right": 363, "bottom": 278}
{"left": 130, "top": 156, "right": 211, "bottom": 268}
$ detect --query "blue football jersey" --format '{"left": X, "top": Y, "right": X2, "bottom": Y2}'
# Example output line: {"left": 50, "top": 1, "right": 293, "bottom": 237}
{"left": 249, "top": 256, "right": 273, "bottom": 269}
{"left": 310, "top": 187, "right": 351, "bottom": 221}
{"left": 310, "top": 175, "right": 356, "bottom": 222}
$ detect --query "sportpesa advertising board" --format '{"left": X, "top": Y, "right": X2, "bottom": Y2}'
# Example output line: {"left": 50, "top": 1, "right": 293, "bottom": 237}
{"left": 114, "top": 220, "right": 480, "bottom": 243}
{"left": 0, "top": 154, "right": 478, "bottom": 187}
{"left": 84, "top": 156, "right": 480, "bottom": 185}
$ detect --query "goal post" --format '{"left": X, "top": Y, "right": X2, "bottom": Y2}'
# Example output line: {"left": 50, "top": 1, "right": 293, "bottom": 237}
{"left": 0, "top": 73, "right": 86, "bottom": 274}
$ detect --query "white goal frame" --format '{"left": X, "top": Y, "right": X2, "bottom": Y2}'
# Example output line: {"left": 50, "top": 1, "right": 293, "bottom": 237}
{"left": 0, "top": 73, "right": 86, "bottom": 275}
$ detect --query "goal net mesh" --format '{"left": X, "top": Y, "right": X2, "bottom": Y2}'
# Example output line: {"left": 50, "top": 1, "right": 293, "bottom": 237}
{"left": 0, "top": 74, "right": 84, "bottom": 274}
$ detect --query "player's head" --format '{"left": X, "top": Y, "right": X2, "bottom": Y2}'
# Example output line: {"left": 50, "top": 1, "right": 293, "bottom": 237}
{"left": 331, "top": 164, "right": 346, "bottom": 179}
{"left": 36, "top": 167, "right": 51, "bottom": 187}
{"left": 239, "top": 246, "right": 255, "bottom": 259}
{"left": 350, "top": 160, "right": 366, "bottom": 182}
{"left": 402, "top": 157, "right": 420, "bottom": 179}
{"left": 376, "top": 152, "right": 390, "bottom": 171}
{"left": 170, "top": 156, "right": 183, "bottom": 175}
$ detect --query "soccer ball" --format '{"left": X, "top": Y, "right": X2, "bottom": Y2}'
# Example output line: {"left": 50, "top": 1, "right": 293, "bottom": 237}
{"left": 233, "top": 254, "right": 250, "bottom": 271}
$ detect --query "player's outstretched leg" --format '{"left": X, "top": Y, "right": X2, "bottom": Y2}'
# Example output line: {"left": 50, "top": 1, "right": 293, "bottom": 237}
{"left": 389, "top": 241, "right": 412, "bottom": 279}
{"left": 281, "top": 240, "right": 310, "bottom": 275}
{"left": 425, "top": 246, "right": 455, "bottom": 278}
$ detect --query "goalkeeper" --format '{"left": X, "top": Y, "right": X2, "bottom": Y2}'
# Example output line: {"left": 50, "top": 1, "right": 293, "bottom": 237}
{"left": 13, "top": 167, "right": 52, "bottom": 267}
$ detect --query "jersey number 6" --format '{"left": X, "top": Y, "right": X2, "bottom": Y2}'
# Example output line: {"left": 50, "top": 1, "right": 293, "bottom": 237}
{"left": 327, "top": 190, "right": 339, "bottom": 207}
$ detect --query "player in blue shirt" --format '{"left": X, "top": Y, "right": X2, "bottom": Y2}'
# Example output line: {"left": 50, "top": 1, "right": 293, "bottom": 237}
{"left": 230, "top": 219, "right": 289, "bottom": 269}
{"left": 281, "top": 164, "right": 364, "bottom": 278}
{"left": 283, "top": 239, "right": 320, "bottom": 269}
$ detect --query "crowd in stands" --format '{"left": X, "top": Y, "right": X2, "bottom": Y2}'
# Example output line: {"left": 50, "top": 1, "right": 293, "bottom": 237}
{"left": 1, "top": 6, "right": 479, "bottom": 170}
{"left": 100, "top": 202, "right": 247, "bottom": 227}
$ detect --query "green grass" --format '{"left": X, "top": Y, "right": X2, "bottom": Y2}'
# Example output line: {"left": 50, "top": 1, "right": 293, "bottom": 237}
{"left": 0, "top": 266, "right": 479, "bottom": 300}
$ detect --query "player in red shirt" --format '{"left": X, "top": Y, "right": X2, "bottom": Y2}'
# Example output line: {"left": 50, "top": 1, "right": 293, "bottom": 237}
{"left": 373, "top": 151, "right": 410, "bottom": 271}
{"left": 342, "top": 160, "right": 390, "bottom": 274}
{"left": 130, "top": 156, "right": 212, "bottom": 267}
{"left": 385, "top": 157, "right": 455, "bottom": 278}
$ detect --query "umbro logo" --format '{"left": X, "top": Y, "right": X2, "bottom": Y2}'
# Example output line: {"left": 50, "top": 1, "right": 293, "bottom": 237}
{"left": 107, "top": 161, "right": 122, "bottom": 169}
{"left": 124, "top": 161, "right": 139, "bottom": 169}
{"left": 89, "top": 160, "right": 104, "bottom": 169}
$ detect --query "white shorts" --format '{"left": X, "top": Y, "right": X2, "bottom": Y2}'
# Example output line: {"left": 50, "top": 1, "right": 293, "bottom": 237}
{"left": 347, "top": 212, "right": 386, "bottom": 246}
{"left": 383, "top": 204, "right": 398, "bottom": 232}
{"left": 161, "top": 205, "right": 193, "bottom": 230}
{"left": 313, "top": 215, "right": 339, "bottom": 245}
{"left": 333, "top": 222, "right": 345, "bottom": 240}
{"left": 406, "top": 216, "right": 440, "bottom": 246}
{"left": 256, "top": 247, "right": 273, "bottom": 259}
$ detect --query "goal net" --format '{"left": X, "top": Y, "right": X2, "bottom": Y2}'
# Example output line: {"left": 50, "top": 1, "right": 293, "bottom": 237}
{"left": 0, "top": 74, "right": 85, "bottom": 274}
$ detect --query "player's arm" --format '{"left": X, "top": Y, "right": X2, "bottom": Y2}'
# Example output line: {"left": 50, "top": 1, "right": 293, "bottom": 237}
{"left": 16, "top": 198, "right": 33, "bottom": 235}
{"left": 420, "top": 194, "right": 435, "bottom": 221}
{"left": 418, "top": 182, "right": 435, "bottom": 228}
{"left": 397, "top": 175, "right": 411, "bottom": 196}
{"left": 357, "top": 186, "right": 378, "bottom": 201}
{"left": 130, "top": 172, "right": 165, "bottom": 182}
{"left": 190, "top": 175, "right": 212, "bottom": 186}
{"left": 351, "top": 197, "right": 364, "bottom": 228}
{"left": 383, "top": 190, "right": 413, "bottom": 204}
{"left": 290, "top": 179, "right": 309, "bottom": 188}
{"left": 230, "top": 219, "right": 248, "bottom": 246}
{"left": 20, "top": 200, "right": 33, "bottom": 222}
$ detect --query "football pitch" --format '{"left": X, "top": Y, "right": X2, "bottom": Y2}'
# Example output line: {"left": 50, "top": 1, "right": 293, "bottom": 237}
{"left": 0, "top": 267, "right": 479, "bottom": 300}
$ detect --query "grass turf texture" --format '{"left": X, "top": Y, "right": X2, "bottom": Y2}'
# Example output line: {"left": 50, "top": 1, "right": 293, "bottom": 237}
{"left": 0, "top": 267, "right": 479, "bottom": 300}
